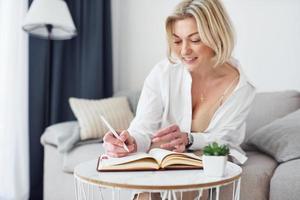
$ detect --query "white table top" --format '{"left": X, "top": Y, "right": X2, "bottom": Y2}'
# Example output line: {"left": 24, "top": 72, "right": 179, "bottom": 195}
{"left": 74, "top": 159, "right": 242, "bottom": 191}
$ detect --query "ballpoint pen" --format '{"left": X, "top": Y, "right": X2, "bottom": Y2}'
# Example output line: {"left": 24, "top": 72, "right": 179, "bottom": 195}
{"left": 100, "top": 115, "right": 130, "bottom": 152}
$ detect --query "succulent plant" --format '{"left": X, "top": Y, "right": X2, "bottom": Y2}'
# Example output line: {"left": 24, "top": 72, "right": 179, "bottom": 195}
{"left": 203, "top": 142, "right": 230, "bottom": 156}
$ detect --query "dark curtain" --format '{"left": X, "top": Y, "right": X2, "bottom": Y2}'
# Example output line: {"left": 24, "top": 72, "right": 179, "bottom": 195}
{"left": 28, "top": 1, "right": 113, "bottom": 199}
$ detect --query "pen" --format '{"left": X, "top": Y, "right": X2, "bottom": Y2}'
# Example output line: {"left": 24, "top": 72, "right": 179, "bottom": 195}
{"left": 100, "top": 115, "right": 130, "bottom": 152}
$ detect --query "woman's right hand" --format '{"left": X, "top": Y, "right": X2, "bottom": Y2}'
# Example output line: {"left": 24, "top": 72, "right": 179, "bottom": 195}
{"left": 103, "top": 130, "right": 137, "bottom": 157}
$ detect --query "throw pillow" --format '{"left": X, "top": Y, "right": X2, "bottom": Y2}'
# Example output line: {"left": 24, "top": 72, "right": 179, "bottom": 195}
{"left": 69, "top": 96, "right": 134, "bottom": 140}
{"left": 247, "top": 108, "right": 300, "bottom": 163}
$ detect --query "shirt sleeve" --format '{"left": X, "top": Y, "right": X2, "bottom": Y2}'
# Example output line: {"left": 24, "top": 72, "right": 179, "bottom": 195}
{"left": 189, "top": 85, "right": 256, "bottom": 156}
{"left": 127, "top": 66, "right": 164, "bottom": 153}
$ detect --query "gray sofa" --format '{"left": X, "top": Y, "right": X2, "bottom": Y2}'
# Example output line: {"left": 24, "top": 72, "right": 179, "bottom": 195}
{"left": 41, "top": 90, "right": 300, "bottom": 200}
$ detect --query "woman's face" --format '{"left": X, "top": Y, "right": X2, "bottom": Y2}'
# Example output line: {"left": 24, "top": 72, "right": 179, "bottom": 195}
{"left": 172, "top": 17, "right": 215, "bottom": 71}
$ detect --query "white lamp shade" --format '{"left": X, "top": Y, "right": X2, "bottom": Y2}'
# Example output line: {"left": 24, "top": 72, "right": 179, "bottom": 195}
{"left": 23, "top": 0, "right": 77, "bottom": 40}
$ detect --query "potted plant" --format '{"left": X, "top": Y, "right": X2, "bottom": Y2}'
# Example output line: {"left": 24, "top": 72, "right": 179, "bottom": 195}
{"left": 202, "top": 142, "right": 230, "bottom": 177}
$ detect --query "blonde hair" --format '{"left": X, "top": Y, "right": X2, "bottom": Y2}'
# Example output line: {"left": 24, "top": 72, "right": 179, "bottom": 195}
{"left": 165, "top": 0, "right": 235, "bottom": 67}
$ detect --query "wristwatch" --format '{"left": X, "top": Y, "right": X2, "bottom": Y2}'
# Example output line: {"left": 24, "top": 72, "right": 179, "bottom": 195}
{"left": 185, "top": 132, "right": 194, "bottom": 149}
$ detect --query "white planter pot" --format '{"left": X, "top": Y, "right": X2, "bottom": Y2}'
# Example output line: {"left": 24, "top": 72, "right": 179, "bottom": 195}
{"left": 203, "top": 155, "right": 228, "bottom": 177}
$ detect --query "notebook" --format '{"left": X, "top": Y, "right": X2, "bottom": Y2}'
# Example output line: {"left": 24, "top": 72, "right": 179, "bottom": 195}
{"left": 97, "top": 148, "right": 202, "bottom": 171}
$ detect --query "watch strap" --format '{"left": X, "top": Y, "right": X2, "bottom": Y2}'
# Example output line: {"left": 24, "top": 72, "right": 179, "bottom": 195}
{"left": 185, "top": 132, "right": 194, "bottom": 149}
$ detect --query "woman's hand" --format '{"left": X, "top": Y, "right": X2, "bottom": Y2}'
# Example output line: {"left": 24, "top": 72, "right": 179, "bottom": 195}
{"left": 151, "top": 124, "right": 189, "bottom": 153}
{"left": 103, "top": 130, "right": 137, "bottom": 157}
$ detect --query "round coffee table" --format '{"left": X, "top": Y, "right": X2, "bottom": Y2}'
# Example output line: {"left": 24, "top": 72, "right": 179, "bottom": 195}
{"left": 74, "top": 159, "right": 242, "bottom": 200}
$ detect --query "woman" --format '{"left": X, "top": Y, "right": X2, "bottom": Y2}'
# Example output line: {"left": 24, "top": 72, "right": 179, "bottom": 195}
{"left": 104, "top": 0, "right": 255, "bottom": 157}
{"left": 104, "top": 0, "right": 255, "bottom": 197}
{"left": 104, "top": 0, "right": 255, "bottom": 199}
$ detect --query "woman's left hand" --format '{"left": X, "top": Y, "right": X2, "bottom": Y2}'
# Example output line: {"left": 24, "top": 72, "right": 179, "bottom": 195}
{"left": 151, "top": 124, "right": 189, "bottom": 153}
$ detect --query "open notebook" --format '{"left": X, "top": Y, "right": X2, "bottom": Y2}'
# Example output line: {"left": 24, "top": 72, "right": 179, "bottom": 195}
{"left": 97, "top": 148, "right": 202, "bottom": 171}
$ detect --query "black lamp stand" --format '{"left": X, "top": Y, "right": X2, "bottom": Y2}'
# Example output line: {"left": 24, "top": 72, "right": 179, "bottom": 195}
{"left": 44, "top": 24, "right": 53, "bottom": 126}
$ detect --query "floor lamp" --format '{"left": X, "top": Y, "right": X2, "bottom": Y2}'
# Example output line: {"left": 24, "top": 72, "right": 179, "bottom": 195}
{"left": 23, "top": 0, "right": 77, "bottom": 126}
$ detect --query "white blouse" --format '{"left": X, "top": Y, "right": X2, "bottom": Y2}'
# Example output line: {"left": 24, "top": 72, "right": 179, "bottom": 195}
{"left": 128, "top": 58, "right": 256, "bottom": 164}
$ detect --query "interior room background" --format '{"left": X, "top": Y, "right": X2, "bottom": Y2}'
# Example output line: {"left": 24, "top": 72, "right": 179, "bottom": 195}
{"left": 0, "top": 0, "right": 299, "bottom": 200}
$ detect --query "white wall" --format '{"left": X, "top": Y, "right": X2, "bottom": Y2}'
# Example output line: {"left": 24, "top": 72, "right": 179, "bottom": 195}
{"left": 112, "top": 0, "right": 300, "bottom": 93}
{"left": 223, "top": 0, "right": 300, "bottom": 92}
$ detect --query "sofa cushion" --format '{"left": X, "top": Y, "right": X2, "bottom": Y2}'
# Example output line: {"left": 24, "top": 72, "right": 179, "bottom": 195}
{"left": 220, "top": 151, "right": 277, "bottom": 200}
{"left": 41, "top": 121, "right": 103, "bottom": 153}
{"left": 41, "top": 121, "right": 79, "bottom": 147}
{"left": 113, "top": 90, "right": 141, "bottom": 115}
{"left": 270, "top": 159, "right": 300, "bottom": 200}
{"left": 243, "top": 90, "right": 300, "bottom": 150}
{"left": 240, "top": 151, "right": 278, "bottom": 200}
{"left": 62, "top": 142, "right": 105, "bottom": 173}
{"left": 69, "top": 96, "right": 134, "bottom": 140}
{"left": 247, "top": 109, "right": 300, "bottom": 162}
